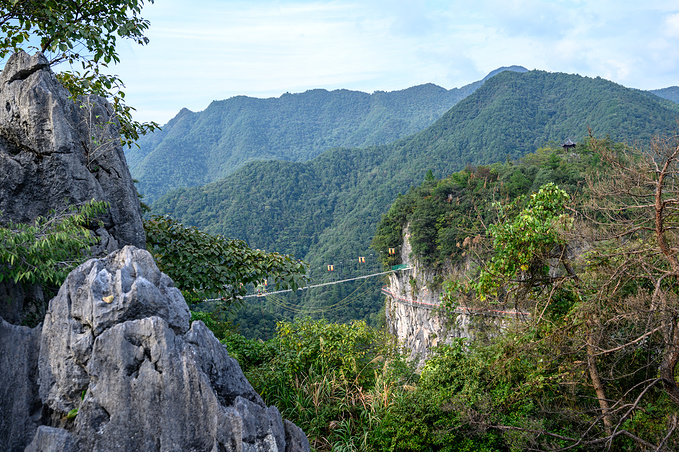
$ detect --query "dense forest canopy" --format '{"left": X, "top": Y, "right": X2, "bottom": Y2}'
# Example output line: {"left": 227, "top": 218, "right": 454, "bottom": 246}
{"left": 651, "top": 86, "right": 679, "bottom": 105}
{"left": 128, "top": 68, "right": 527, "bottom": 203}
{"left": 372, "top": 142, "right": 593, "bottom": 269}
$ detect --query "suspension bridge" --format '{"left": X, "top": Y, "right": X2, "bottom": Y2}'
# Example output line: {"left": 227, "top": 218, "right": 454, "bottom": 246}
{"left": 202, "top": 261, "right": 529, "bottom": 319}
{"left": 203, "top": 264, "right": 413, "bottom": 303}
{"left": 242, "top": 267, "right": 412, "bottom": 298}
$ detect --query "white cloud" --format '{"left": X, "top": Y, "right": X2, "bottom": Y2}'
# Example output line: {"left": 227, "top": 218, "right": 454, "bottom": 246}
{"left": 665, "top": 13, "right": 679, "bottom": 38}
{"left": 109, "top": 0, "right": 679, "bottom": 124}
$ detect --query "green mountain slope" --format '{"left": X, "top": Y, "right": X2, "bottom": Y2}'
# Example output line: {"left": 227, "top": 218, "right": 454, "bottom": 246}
{"left": 651, "top": 86, "right": 679, "bottom": 104}
{"left": 152, "top": 70, "right": 679, "bottom": 337}
{"left": 128, "top": 66, "right": 528, "bottom": 203}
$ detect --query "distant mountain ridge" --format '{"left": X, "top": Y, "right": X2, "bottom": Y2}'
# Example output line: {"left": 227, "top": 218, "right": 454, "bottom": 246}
{"left": 151, "top": 70, "right": 679, "bottom": 332}
{"left": 651, "top": 86, "right": 679, "bottom": 104}
{"left": 154, "top": 70, "right": 679, "bottom": 259}
{"left": 127, "top": 66, "right": 528, "bottom": 203}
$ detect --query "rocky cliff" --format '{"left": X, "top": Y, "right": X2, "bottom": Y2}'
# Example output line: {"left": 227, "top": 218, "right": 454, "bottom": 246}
{"left": 383, "top": 227, "right": 525, "bottom": 365}
{"left": 0, "top": 51, "right": 146, "bottom": 324}
{"left": 1, "top": 246, "right": 310, "bottom": 452}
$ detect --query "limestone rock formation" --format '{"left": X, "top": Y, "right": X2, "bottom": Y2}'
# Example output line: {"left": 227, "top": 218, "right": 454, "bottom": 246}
{"left": 0, "top": 319, "right": 42, "bottom": 449}
{"left": 384, "top": 226, "right": 524, "bottom": 366}
{"left": 0, "top": 50, "right": 146, "bottom": 323}
{"left": 0, "top": 246, "right": 310, "bottom": 451}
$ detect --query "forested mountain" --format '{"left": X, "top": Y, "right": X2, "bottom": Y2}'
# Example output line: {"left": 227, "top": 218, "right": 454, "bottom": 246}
{"left": 152, "top": 70, "right": 679, "bottom": 337}
{"left": 127, "top": 66, "right": 527, "bottom": 202}
{"left": 218, "top": 136, "right": 679, "bottom": 451}
{"left": 651, "top": 86, "right": 679, "bottom": 104}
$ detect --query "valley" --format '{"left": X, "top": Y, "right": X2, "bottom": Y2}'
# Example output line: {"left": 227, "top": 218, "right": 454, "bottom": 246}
{"left": 6, "top": 1, "right": 679, "bottom": 449}
{"left": 136, "top": 69, "right": 679, "bottom": 338}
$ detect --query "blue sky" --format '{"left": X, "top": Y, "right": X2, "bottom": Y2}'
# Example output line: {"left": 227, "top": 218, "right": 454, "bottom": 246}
{"left": 110, "top": 0, "right": 679, "bottom": 124}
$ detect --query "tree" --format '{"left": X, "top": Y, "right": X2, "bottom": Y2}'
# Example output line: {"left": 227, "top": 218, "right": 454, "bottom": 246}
{"left": 0, "top": 200, "right": 108, "bottom": 286}
{"left": 0, "top": 0, "right": 159, "bottom": 146}
{"left": 580, "top": 134, "right": 679, "bottom": 406}
{"left": 0, "top": 200, "right": 109, "bottom": 323}
{"left": 475, "top": 182, "right": 573, "bottom": 304}
{"left": 444, "top": 134, "right": 679, "bottom": 450}
{"left": 144, "top": 215, "right": 309, "bottom": 306}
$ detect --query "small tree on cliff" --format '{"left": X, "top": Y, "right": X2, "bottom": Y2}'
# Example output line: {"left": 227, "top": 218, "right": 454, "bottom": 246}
{"left": 0, "top": 200, "right": 109, "bottom": 324}
{"left": 144, "top": 215, "right": 309, "bottom": 307}
{"left": 0, "top": 0, "right": 159, "bottom": 146}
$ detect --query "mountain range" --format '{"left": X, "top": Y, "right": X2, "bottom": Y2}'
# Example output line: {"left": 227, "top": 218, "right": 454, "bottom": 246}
{"left": 127, "top": 66, "right": 528, "bottom": 203}
{"left": 151, "top": 70, "right": 679, "bottom": 259}
{"left": 145, "top": 69, "right": 679, "bottom": 336}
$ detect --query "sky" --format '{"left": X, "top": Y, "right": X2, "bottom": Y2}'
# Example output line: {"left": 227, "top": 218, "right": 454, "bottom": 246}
{"left": 107, "top": 0, "right": 679, "bottom": 125}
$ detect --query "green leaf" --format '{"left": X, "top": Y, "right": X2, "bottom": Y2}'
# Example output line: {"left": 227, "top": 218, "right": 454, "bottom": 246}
{"left": 66, "top": 408, "right": 78, "bottom": 420}
{"left": 144, "top": 216, "right": 308, "bottom": 308}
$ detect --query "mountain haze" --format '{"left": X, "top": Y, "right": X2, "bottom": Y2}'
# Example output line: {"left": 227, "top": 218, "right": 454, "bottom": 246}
{"left": 128, "top": 66, "right": 528, "bottom": 202}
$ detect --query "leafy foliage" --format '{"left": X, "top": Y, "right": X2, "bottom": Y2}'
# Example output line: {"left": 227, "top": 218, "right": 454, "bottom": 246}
{"left": 144, "top": 215, "right": 308, "bottom": 306}
{"left": 476, "top": 182, "right": 571, "bottom": 299}
{"left": 431, "top": 135, "right": 679, "bottom": 449}
{"left": 183, "top": 136, "right": 679, "bottom": 451}
{"left": 217, "top": 317, "right": 417, "bottom": 451}
{"left": 0, "top": 0, "right": 150, "bottom": 64}
{"left": 341, "top": 134, "right": 679, "bottom": 450}
{"left": 0, "top": 200, "right": 108, "bottom": 326}
{"left": 198, "top": 316, "right": 582, "bottom": 451}
{"left": 373, "top": 144, "right": 589, "bottom": 269}
{"left": 0, "top": 200, "right": 107, "bottom": 287}
{"left": 0, "top": 0, "right": 160, "bottom": 146}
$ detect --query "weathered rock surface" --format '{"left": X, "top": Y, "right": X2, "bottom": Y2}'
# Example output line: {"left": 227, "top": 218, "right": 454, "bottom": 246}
{"left": 0, "top": 319, "right": 42, "bottom": 450}
{"left": 384, "top": 226, "right": 522, "bottom": 366}
{"left": 0, "top": 246, "right": 310, "bottom": 451}
{"left": 24, "top": 427, "right": 77, "bottom": 452}
{"left": 385, "top": 263, "right": 464, "bottom": 365}
{"left": 0, "top": 50, "right": 146, "bottom": 323}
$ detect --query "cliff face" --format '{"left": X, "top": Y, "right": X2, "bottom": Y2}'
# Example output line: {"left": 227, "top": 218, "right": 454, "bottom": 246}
{"left": 0, "top": 51, "right": 146, "bottom": 323}
{"left": 383, "top": 227, "right": 523, "bottom": 366}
